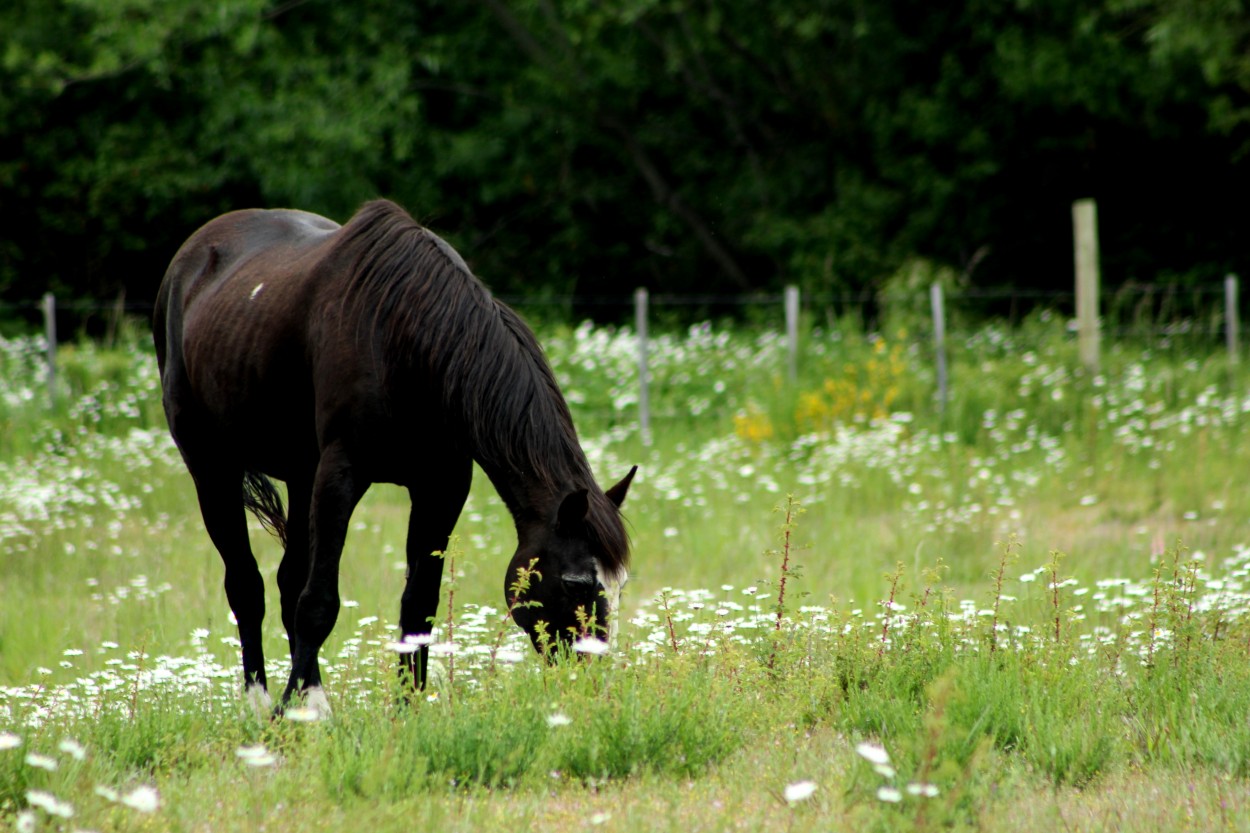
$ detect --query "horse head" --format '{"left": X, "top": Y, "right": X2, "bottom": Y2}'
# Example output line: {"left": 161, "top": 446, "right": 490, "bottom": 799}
{"left": 506, "top": 466, "right": 636, "bottom": 656}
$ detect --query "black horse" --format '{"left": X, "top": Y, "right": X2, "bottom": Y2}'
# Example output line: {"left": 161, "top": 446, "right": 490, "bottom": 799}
{"left": 152, "top": 199, "right": 635, "bottom": 714}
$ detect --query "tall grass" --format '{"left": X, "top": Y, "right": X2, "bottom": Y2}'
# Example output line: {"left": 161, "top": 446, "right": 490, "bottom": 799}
{"left": 3, "top": 315, "right": 1250, "bottom": 831}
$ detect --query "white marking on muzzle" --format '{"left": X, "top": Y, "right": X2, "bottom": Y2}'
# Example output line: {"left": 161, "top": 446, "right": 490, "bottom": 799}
{"left": 595, "top": 564, "right": 629, "bottom": 649}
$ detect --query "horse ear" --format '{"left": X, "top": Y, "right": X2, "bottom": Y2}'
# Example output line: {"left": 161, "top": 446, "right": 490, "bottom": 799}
{"left": 557, "top": 488, "right": 590, "bottom": 530}
{"left": 605, "top": 465, "right": 637, "bottom": 507}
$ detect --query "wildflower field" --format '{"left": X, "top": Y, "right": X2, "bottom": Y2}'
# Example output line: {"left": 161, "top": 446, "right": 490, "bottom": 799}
{"left": 3, "top": 313, "right": 1250, "bottom": 832}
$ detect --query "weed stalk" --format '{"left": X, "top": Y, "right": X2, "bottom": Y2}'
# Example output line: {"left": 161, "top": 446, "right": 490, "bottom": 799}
{"left": 443, "top": 546, "right": 457, "bottom": 710}
{"left": 1147, "top": 562, "right": 1164, "bottom": 668}
{"left": 773, "top": 496, "right": 801, "bottom": 632}
{"left": 879, "top": 562, "right": 904, "bottom": 658}
{"left": 659, "top": 590, "right": 680, "bottom": 653}
{"left": 489, "top": 558, "right": 541, "bottom": 673}
{"left": 988, "top": 537, "right": 1019, "bottom": 653}
{"left": 767, "top": 496, "right": 804, "bottom": 670}
{"left": 1046, "top": 550, "right": 1065, "bottom": 644}
{"left": 128, "top": 635, "right": 148, "bottom": 722}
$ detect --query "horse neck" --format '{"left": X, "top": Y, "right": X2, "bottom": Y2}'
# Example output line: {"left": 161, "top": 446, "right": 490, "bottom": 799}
{"left": 378, "top": 270, "right": 590, "bottom": 524}
{"left": 475, "top": 447, "right": 584, "bottom": 529}
{"left": 437, "top": 320, "right": 590, "bottom": 526}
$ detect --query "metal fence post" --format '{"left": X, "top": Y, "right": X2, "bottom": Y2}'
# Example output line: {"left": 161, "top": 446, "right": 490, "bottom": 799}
{"left": 1226, "top": 274, "right": 1240, "bottom": 365}
{"left": 42, "top": 292, "right": 57, "bottom": 409}
{"left": 634, "top": 288, "right": 651, "bottom": 446}
{"left": 1073, "top": 199, "right": 1101, "bottom": 373}
{"left": 931, "top": 283, "right": 947, "bottom": 413}
{"left": 784, "top": 285, "right": 800, "bottom": 382}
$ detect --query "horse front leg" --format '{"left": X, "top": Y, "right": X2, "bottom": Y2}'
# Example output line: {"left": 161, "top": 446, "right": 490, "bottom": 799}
{"left": 399, "top": 458, "right": 472, "bottom": 692}
{"left": 282, "top": 443, "right": 365, "bottom": 715}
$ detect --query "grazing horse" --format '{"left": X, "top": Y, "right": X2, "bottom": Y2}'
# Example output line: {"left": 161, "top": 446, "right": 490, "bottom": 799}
{"left": 152, "top": 199, "right": 635, "bottom": 714}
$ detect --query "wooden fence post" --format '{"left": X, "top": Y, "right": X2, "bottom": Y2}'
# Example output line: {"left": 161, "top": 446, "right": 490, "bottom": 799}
{"left": 1072, "top": 199, "right": 1101, "bottom": 373}
{"left": 42, "top": 292, "right": 57, "bottom": 409}
{"left": 931, "top": 283, "right": 948, "bottom": 413}
{"left": 1226, "top": 274, "right": 1240, "bottom": 365}
{"left": 784, "top": 285, "right": 800, "bottom": 382}
{"left": 634, "top": 288, "right": 651, "bottom": 446}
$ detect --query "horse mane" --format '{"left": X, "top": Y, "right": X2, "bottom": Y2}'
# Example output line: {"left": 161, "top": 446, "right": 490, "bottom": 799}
{"left": 333, "top": 200, "right": 629, "bottom": 575}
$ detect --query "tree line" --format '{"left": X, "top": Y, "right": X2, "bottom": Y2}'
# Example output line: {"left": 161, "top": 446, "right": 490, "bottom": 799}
{"left": 2, "top": 0, "right": 1248, "bottom": 321}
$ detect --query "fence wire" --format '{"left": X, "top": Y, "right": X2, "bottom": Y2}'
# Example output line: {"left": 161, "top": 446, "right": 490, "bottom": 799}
{"left": 1, "top": 281, "right": 1242, "bottom": 345}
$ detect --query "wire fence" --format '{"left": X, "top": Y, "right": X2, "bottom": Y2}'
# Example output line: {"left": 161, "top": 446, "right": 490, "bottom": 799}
{"left": 5, "top": 279, "right": 1243, "bottom": 431}
{"left": 1, "top": 280, "right": 1242, "bottom": 343}
{"left": 507, "top": 283, "right": 1238, "bottom": 341}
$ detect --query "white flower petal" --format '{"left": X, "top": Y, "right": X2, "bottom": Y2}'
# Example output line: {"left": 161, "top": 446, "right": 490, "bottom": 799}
{"left": 855, "top": 742, "right": 890, "bottom": 766}
{"left": 121, "top": 785, "right": 161, "bottom": 813}
{"left": 283, "top": 706, "right": 322, "bottom": 723}
{"left": 25, "top": 753, "right": 57, "bottom": 771}
{"left": 26, "top": 790, "right": 74, "bottom": 818}
{"left": 57, "top": 739, "right": 86, "bottom": 761}
{"left": 876, "top": 786, "right": 903, "bottom": 803}
{"left": 572, "top": 637, "right": 610, "bottom": 656}
{"left": 783, "top": 780, "right": 817, "bottom": 803}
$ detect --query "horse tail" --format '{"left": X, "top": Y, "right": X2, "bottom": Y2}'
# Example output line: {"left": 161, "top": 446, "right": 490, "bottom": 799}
{"left": 242, "top": 470, "right": 288, "bottom": 548}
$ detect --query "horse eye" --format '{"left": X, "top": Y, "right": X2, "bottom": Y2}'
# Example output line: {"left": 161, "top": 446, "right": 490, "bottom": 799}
{"left": 561, "top": 572, "right": 597, "bottom": 589}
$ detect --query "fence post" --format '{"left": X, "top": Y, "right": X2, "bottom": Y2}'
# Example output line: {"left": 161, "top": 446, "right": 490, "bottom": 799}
{"left": 42, "top": 292, "right": 57, "bottom": 409}
{"left": 634, "top": 287, "right": 651, "bottom": 446}
{"left": 1226, "top": 274, "right": 1240, "bottom": 365}
{"left": 930, "top": 283, "right": 948, "bottom": 413}
{"left": 1072, "top": 199, "right": 1101, "bottom": 373}
{"left": 784, "top": 285, "right": 800, "bottom": 382}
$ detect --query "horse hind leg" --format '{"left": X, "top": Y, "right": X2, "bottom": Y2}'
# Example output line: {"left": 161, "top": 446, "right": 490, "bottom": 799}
{"left": 282, "top": 442, "right": 366, "bottom": 715}
{"left": 187, "top": 460, "right": 272, "bottom": 711}
{"left": 276, "top": 477, "right": 312, "bottom": 666}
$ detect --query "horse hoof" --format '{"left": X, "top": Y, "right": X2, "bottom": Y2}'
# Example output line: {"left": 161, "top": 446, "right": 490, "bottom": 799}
{"left": 280, "top": 685, "right": 332, "bottom": 722}
{"left": 245, "top": 682, "right": 273, "bottom": 719}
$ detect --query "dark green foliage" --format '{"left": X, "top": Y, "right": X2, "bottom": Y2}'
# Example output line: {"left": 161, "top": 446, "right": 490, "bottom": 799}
{"left": 2, "top": 1, "right": 1249, "bottom": 317}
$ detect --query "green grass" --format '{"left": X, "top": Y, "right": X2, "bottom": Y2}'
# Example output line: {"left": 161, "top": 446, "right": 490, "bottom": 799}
{"left": 3, "top": 315, "right": 1250, "bottom": 831}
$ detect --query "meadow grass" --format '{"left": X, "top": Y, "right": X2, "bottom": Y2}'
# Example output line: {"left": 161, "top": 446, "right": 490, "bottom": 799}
{"left": 2, "top": 316, "right": 1250, "bottom": 831}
